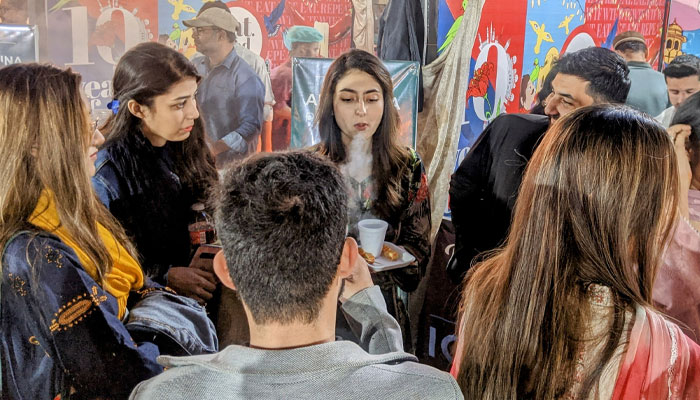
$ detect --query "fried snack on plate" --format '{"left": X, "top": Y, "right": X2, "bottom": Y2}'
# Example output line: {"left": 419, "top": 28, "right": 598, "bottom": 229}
{"left": 381, "top": 245, "right": 399, "bottom": 261}
{"left": 358, "top": 247, "right": 375, "bottom": 264}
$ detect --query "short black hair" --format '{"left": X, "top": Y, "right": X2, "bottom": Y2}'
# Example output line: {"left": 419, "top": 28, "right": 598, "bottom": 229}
{"left": 615, "top": 40, "right": 647, "bottom": 55}
{"left": 663, "top": 54, "right": 700, "bottom": 80}
{"left": 555, "top": 47, "right": 630, "bottom": 103}
{"left": 671, "top": 91, "right": 700, "bottom": 153}
{"left": 214, "top": 151, "right": 348, "bottom": 325}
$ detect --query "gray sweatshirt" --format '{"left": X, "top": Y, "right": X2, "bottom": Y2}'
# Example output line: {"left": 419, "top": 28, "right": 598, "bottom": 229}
{"left": 129, "top": 286, "right": 462, "bottom": 399}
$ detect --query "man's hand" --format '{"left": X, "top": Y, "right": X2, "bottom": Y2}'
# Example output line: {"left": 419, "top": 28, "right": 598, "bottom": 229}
{"left": 166, "top": 267, "right": 217, "bottom": 305}
{"left": 339, "top": 250, "right": 374, "bottom": 303}
{"left": 209, "top": 139, "right": 231, "bottom": 157}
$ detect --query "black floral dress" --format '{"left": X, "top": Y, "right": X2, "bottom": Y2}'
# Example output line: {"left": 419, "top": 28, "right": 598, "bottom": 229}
{"left": 343, "top": 148, "right": 432, "bottom": 352}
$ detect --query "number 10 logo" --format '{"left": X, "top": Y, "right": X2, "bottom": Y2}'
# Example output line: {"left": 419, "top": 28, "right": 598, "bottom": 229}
{"left": 62, "top": 6, "right": 151, "bottom": 66}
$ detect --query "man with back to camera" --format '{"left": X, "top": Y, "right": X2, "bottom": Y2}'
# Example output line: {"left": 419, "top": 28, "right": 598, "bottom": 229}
{"left": 613, "top": 30, "right": 668, "bottom": 117}
{"left": 183, "top": 8, "right": 264, "bottom": 166}
{"left": 656, "top": 54, "right": 700, "bottom": 128}
{"left": 447, "top": 47, "right": 631, "bottom": 283}
{"left": 129, "top": 151, "right": 462, "bottom": 400}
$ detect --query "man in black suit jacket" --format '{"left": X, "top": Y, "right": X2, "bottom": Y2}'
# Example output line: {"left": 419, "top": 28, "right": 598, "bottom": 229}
{"left": 448, "top": 47, "right": 631, "bottom": 283}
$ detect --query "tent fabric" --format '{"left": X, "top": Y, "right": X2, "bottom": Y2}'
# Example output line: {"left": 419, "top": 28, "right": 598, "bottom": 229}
{"left": 416, "top": 0, "right": 485, "bottom": 240}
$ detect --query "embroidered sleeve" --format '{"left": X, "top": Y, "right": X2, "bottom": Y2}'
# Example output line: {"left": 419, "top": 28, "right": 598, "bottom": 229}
{"left": 390, "top": 149, "right": 432, "bottom": 292}
{"left": 3, "top": 235, "right": 162, "bottom": 398}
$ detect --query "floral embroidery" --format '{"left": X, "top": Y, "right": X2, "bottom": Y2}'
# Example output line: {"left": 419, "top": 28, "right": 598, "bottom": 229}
{"left": 587, "top": 284, "right": 613, "bottom": 307}
{"left": 28, "top": 336, "right": 40, "bottom": 345}
{"left": 8, "top": 273, "right": 27, "bottom": 296}
{"left": 89, "top": 286, "right": 107, "bottom": 306}
{"left": 414, "top": 174, "right": 429, "bottom": 204}
{"left": 49, "top": 286, "right": 106, "bottom": 333}
{"left": 44, "top": 246, "right": 64, "bottom": 269}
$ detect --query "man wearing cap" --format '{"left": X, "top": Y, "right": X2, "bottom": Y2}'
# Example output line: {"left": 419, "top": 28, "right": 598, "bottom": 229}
{"left": 613, "top": 30, "right": 668, "bottom": 117}
{"left": 194, "top": 1, "right": 275, "bottom": 152}
{"left": 656, "top": 54, "right": 700, "bottom": 128}
{"left": 184, "top": 8, "right": 265, "bottom": 165}
{"left": 269, "top": 25, "right": 324, "bottom": 150}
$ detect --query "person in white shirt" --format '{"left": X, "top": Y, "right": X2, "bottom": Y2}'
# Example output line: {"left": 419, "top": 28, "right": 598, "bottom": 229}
{"left": 656, "top": 54, "right": 700, "bottom": 127}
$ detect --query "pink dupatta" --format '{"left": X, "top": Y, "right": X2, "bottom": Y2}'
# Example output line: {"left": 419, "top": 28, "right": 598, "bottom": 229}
{"left": 450, "top": 303, "right": 700, "bottom": 399}
{"left": 612, "top": 305, "right": 700, "bottom": 399}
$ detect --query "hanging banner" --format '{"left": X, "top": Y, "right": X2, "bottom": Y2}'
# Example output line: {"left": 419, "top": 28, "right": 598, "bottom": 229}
{"left": 290, "top": 57, "right": 419, "bottom": 148}
{"left": 0, "top": 24, "right": 38, "bottom": 66}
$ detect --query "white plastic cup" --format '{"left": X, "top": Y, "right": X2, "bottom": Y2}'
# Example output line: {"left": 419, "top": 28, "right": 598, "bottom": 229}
{"left": 358, "top": 219, "right": 388, "bottom": 257}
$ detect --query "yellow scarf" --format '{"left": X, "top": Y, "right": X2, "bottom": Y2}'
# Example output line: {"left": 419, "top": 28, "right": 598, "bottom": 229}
{"left": 29, "top": 190, "right": 143, "bottom": 319}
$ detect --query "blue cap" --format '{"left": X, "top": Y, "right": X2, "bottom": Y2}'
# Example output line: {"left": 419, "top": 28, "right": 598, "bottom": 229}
{"left": 283, "top": 25, "right": 323, "bottom": 51}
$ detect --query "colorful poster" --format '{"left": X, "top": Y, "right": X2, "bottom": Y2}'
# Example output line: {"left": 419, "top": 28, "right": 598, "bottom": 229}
{"left": 0, "top": 24, "right": 38, "bottom": 66}
{"left": 290, "top": 57, "right": 419, "bottom": 149}
{"left": 522, "top": 0, "right": 665, "bottom": 98}
{"left": 46, "top": 0, "right": 158, "bottom": 110}
{"left": 157, "top": 0, "right": 353, "bottom": 69}
{"left": 585, "top": 0, "right": 666, "bottom": 64}
{"left": 437, "top": 0, "right": 527, "bottom": 162}
{"left": 44, "top": 0, "right": 354, "bottom": 110}
{"left": 667, "top": 0, "right": 700, "bottom": 64}
{"left": 438, "top": 0, "right": 668, "bottom": 158}
{"left": 522, "top": 0, "right": 587, "bottom": 107}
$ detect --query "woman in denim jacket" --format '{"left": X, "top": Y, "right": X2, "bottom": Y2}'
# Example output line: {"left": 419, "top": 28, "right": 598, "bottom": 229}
{"left": 92, "top": 43, "right": 218, "bottom": 305}
{"left": 0, "top": 64, "right": 165, "bottom": 399}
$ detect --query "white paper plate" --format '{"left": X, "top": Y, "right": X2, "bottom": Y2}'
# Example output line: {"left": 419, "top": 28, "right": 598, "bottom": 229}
{"left": 365, "top": 241, "right": 416, "bottom": 272}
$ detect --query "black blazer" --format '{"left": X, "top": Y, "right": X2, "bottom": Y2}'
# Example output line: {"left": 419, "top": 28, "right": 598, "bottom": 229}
{"left": 448, "top": 113, "right": 550, "bottom": 283}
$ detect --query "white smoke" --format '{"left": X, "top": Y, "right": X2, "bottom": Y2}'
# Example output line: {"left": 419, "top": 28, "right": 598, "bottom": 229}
{"left": 341, "top": 136, "right": 374, "bottom": 234}
{"left": 340, "top": 136, "right": 373, "bottom": 183}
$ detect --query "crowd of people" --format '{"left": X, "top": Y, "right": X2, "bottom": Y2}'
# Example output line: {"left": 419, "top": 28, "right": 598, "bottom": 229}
{"left": 2, "top": 6, "right": 700, "bottom": 397}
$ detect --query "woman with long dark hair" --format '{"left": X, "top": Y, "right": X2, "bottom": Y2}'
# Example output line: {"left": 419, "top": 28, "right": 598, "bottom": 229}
{"left": 0, "top": 64, "right": 162, "bottom": 399}
{"left": 93, "top": 42, "right": 219, "bottom": 304}
{"left": 315, "top": 49, "right": 431, "bottom": 350}
{"left": 452, "top": 105, "right": 700, "bottom": 399}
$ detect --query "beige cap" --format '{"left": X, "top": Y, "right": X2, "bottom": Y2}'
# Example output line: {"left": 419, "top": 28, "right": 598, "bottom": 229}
{"left": 612, "top": 31, "right": 646, "bottom": 50}
{"left": 183, "top": 8, "right": 239, "bottom": 33}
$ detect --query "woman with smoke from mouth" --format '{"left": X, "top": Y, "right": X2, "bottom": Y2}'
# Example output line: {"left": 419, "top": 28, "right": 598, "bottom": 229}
{"left": 314, "top": 49, "right": 431, "bottom": 352}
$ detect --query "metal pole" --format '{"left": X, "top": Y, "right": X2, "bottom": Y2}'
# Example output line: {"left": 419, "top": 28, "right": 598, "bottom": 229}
{"left": 658, "top": 0, "right": 672, "bottom": 71}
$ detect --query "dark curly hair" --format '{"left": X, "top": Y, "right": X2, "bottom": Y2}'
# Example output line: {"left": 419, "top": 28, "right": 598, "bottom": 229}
{"left": 215, "top": 151, "right": 348, "bottom": 324}
{"left": 556, "top": 47, "right": 630, "bottom": 104}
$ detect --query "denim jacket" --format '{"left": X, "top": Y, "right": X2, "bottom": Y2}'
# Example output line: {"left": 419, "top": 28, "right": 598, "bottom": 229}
{"left": 1, "top": 232, "right": 163, "bottom": 399}
{"left": 2, "top": 231, "right": 218, "bottom": 399}
{"left": 92, "top": 143, "right": 195, "bottom": 284}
